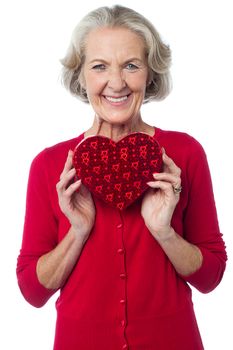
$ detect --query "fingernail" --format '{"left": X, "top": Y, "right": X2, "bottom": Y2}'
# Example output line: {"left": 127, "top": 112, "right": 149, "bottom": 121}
{"left": 153, "top": 173, "right": 159, "bottom": 178}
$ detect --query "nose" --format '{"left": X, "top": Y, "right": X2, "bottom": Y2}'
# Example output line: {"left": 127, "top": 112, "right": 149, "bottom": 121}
{"left": 107, "top": 68, "right": 126, "bottom": 91}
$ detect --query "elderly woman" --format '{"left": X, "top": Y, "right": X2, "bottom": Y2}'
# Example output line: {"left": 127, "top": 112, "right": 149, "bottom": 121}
{"left": 17, "top": 5, "right": 227, "bottom": 350}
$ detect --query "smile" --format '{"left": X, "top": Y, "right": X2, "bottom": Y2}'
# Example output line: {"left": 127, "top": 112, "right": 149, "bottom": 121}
{"left": 104, "top": 95, "right": 129, "bottom": 103}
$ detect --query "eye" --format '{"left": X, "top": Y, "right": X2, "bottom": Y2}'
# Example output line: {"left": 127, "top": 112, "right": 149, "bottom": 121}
{"left": 125, "top": 63, "right": 138, "bottom": 70}
{"left": 92, "top": 64, "right": 106, "bottom": 71}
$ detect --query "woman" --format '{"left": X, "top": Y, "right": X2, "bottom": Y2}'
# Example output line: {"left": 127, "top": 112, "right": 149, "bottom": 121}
{"left": 17, "top": 5, "right": 227, "bottom": 350}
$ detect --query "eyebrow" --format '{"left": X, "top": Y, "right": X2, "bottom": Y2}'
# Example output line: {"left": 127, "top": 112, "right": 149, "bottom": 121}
{"left": 88, "top": 57, "right": 145, "bottom": 65}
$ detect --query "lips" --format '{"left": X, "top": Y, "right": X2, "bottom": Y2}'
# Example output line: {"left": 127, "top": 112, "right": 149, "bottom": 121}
{"left": 104, "top": 95, "right": 130, "bottom": 103}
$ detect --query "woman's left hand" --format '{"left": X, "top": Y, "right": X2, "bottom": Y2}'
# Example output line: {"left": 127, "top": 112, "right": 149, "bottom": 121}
{"left": 141, "top": 149, "right": 182, "bottom": 241}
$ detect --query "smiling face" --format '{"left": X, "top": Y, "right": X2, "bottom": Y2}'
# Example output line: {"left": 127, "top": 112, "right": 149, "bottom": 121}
{"left": 82, "top": 27, "right": 149, "bottom": 125}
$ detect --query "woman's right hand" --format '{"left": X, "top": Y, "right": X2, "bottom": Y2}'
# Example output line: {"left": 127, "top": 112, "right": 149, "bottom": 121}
{"left": 56, "top": 150, "right": 96, "bottom": 241}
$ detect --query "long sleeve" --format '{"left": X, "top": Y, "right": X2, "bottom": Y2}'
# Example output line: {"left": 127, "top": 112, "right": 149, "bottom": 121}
{"left": 179, "top": 139, "right": 227, "bottom": 293}
{"left": 16, "top": 150, "right": 59, "bottom": 307}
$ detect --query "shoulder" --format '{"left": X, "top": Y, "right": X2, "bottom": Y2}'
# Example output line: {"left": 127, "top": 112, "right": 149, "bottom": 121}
{"left": 155, "top": 127, "right": 206, "bottom": 160}
{"left": 156, "top": 127, "right": 203, "bottom": 150}
{"left": 30, "top": 133, "right": 84, "bottom": 176}
{"left": 155, "top": 127, "right": 208, "bottom": 173}
{"left": 33, "top": 134, "right": 84, "bottom": 162}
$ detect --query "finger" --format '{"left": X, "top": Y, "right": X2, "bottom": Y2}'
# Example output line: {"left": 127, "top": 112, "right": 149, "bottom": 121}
{"left": 62, "top": 179, "right": 82, "bottom": 198}
{"left": 60, "top": 150, "right": 74, "bottom": 180}
{"left": 147, "top": 180, "right": 182, "bottom": 198}
{"left": 153, "top": 173, "right": 181, "bottom": 188}
{"left": 147, "top": 180, "right": 174, "bottom": 194}
{"left": 56, "top": 168, "right": 76, "bottom": 193}
{"left": 162, "top": 151, "right": 181, "bottom": 176}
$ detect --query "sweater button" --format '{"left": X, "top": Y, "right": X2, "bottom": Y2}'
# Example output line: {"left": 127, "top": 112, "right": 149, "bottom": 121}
{"left": 117, "top": 248, "right": 125, "bottom": 254}
{"left": 120, "top": 320, "right": 126, "bottom": 327}
{"left": 120, "top": 299, "right": 126, "bottom": 305}
{"left": 117, "top": 223, "right": 123, "bottom": 229}
{"left": 120, "top": 273, "right": 126, "bottom": 279}
{"left": 122, "top": 344, "right": 128, "bottom": 349}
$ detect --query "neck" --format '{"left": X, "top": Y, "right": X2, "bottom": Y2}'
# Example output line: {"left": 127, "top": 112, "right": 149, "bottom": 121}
{"left": 85, "top": 115, "right": 154, "bottom": 141}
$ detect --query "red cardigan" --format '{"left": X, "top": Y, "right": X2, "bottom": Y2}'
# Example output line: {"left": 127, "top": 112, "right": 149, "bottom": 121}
{"left": 17, "top": 128, "right": 227, "bottom": 350}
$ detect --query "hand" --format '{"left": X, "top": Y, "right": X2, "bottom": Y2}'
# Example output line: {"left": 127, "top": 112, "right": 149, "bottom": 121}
{"left": 141, "top": 149, "right": 181, "bottom": 241}
{"left": 56, "top": 150, "right": 96, "bottom": 241}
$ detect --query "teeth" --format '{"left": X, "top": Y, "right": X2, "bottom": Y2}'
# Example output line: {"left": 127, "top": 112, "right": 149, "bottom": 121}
{"left": 105, "top": 95, "right": 128, "bottom": 103}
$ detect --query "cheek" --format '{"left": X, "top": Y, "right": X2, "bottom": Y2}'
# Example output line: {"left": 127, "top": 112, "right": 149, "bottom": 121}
{"left": 128, "top": 75, "right": 148, "bottom": 93}
{"left": 86, "top": 76, "right": 106, "bottom": 97}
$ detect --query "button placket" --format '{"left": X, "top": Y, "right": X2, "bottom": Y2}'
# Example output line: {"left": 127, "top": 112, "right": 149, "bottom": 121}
{"left": 116, "top": 211, "right": 129, "bottom": 348}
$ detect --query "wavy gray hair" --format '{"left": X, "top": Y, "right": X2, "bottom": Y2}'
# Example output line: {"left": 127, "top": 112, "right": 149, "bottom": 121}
{"left": 61, "top": 5, "right": 172, "bottom": 103}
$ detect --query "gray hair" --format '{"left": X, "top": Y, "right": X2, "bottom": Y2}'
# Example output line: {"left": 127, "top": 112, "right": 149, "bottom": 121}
{"left": 60, "top": 5, "right": 172, "bottom": 103}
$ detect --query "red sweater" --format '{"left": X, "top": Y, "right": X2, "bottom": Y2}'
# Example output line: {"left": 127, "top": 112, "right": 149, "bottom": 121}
{"left": 17, "top": 128, "right": 227, "bottom": 350}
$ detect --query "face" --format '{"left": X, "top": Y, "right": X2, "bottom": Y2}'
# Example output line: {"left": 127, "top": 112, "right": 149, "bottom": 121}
{"left": 82, "top": 27, "right": 149, "bottom": 125}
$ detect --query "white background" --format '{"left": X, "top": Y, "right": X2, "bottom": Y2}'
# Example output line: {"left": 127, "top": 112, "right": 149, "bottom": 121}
{"left": 0, "top": 0, "right": 232, "bottom": 349}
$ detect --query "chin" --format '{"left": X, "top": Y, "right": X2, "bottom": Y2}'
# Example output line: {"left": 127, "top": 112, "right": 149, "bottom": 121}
{"left": 98, "top": 107, "right": 141, "bottom": 124}
{"left": 102, "top": 113, "right": 137, "bottom": 125}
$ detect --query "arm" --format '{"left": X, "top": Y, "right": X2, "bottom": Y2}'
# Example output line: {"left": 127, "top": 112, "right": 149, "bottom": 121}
{"left": 142, "top": 150, "right": 203, "bottom": 276}
{"left": 36, "top": 227, "right": 87, "bottom": 290}
{"left": 17, "top": 149, "right": 95, "bottom": 306}
{"left": 141, "top": 147, "right": 227, "bottom": 292}
{"left": 150, "top": 226, "right": 203, "bottom": 276}
{"left": 37, "top": 151, "right": 95, "bottom": 289}
{"left": 180, "top": 143, "right": 227, "bottom": 292}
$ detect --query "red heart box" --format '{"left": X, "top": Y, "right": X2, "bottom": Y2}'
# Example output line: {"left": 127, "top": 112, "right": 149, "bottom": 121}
{"left": 73, "top": 133, "right": 162, "bottom": 210}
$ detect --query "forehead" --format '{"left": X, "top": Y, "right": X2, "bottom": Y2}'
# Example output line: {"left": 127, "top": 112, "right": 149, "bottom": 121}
{"left": 84, "top": 27, "right": 146, "bottom": 60}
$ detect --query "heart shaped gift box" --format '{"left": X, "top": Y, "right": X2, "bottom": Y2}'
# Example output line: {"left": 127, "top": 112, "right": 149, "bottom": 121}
{"left": 73, "top": 133, "right": 163, "bottom": 210}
